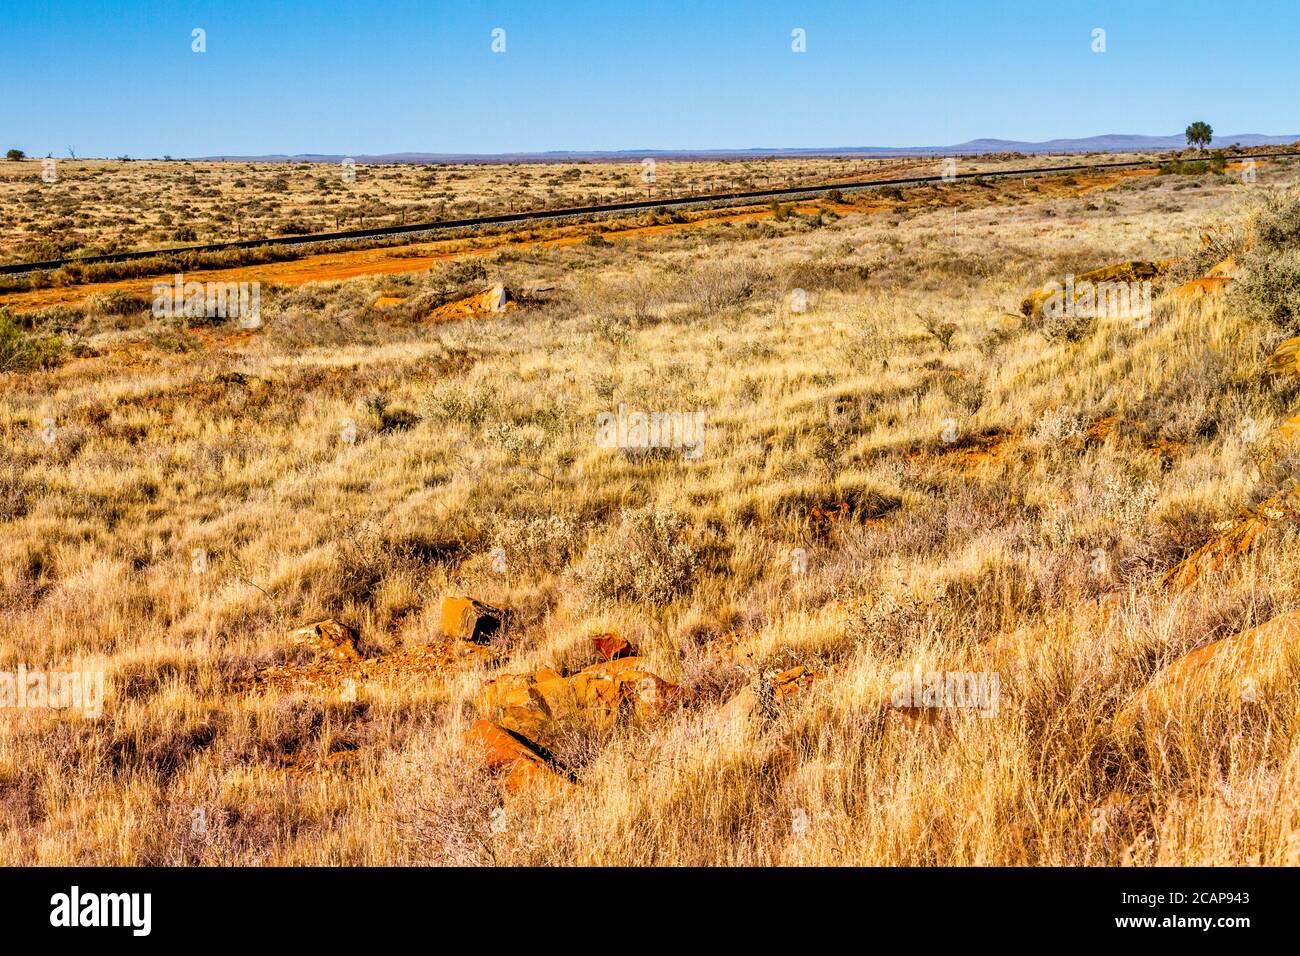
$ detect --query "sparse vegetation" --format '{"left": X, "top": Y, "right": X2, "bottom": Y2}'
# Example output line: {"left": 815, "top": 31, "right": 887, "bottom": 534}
{"left": 575, "top": 506, "right": 700, "bottom": 607}
{"left": 1159, "top": 153, "right": 1226, "bottom": 176}
{"left": 1227, "top": 194, "right": 1300, "bottom": 330}
{"left": 3, "top": 151, "right": 1300, "bottom": 867}
{"left": 0, "top": 311, "right": 66, "bottom": 371}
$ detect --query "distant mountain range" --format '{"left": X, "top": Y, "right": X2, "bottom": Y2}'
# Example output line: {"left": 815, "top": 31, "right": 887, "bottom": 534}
{"left": 191, "top": 133, "right": 1300, "bottom": 164}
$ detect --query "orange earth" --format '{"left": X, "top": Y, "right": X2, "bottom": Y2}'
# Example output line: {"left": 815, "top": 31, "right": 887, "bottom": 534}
{"left": 0, "top": 167, "right": 1154, "bottom": 314}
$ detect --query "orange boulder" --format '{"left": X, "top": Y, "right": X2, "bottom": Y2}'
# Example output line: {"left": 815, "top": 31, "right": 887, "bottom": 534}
{"left": 474, "top": 672, "right": 539, "bottom": 715}
{"left": 1168, "top": 275, "right": 1232, "bottom": 303}
{"left": 289, "top": 619, "right": 362, "bottom": 662}
{"left": 503, "top": 757, "right": 572, "bottom": 795}
{"left": 465, "top": 719, "right": 546, "bottom": 771}
{"left": 567, "top": 657, "right": 689, "bottom": 721}
{"left": 1116, "top": 610, "right": 1300, "bottom": 732}
{"left": 577, "top": 657, "right": 646, "bottom": 678}
{"left": 770, "top": 665, "right": 819, "bottom": 703}
{"left": 616, "top": 669, "right": 691, "bottom": 719}
{"left": 532, "top": 671, "right": 578, "bottom": 721}
{"left": 441, "top": 596, "right": 505, "bottom": 643}
{"left": 499, "top": 704, "right": 551, "bottom": 740}
{"left": 592, "top": 633, "right": 635, "bottom": 661}
{"left": 472, "top": 655, "right": 688, "bottom": 753}
{"left": 464, "top": 719, "right": 570, "bottom": 795}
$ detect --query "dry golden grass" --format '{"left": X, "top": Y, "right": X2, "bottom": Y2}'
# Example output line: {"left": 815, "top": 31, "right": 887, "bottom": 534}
{"left": 0, "top": 150, "right": 1171, "bottom": 265}
{"left": 3, "top": 154, "right": 1300, "bottom": 865}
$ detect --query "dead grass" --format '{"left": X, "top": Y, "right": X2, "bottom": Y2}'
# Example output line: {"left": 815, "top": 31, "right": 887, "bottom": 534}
{"left": 3, "top": 154, "right": 1300, "bottom": 865}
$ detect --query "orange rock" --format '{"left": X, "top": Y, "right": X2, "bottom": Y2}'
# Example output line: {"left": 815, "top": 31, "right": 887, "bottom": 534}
{"left": 567, "top": 657, "right": 689, "bottom": 720}
{"left": 474, "top": 673, "right": 537, "bottom": 715}
{"left": 482, "top": 284, "right": 512, "bottom": 313}
{"left": 502, "top": 757, "right": 571, "bottom": 795}
{"left": 1084, "top": 416, "right": 1118, "bottom": 444}
{"left": 1267, "top": 337, "right": 1300, "bottom": 380}
{"left": 473, "top": 654, "right": 685, "bottom": 749}
{"left": 1116, "top": 610, "right": 1300, "bottom": 731}
{"left": 533, "top": 672, "right": 577, "bottom": 720}
{"left": 464, "top": 719, "right": 571, "bottom": 795}
{"left": 425, "top": 286, "right": 516, "bottom": 323}
{"left": 1276, "top": 414, "right": 1300, "bottom": 444}
{"left": 289, "top": 619, "right": 362, "bottom": 662}
{"left": 464, "top": 719, "right": 547, "bottom": 772}
{"left": 1162, "top": 484, "right": 1300, "bottom": 590}
{"left": 570, "top": 657, "right": 643, "bottom": 712}
{"left": 570, "top": 670, "right": 622, "bottom": 718}
{"left": 499, "top": 703, "right": 550, "bottom": 740}
{"left": 808, "top": 502, "right": 849, "bottom": 536}
{"left": 592, "top": 633, "right": 635, "bottom": 661}
{"left": 1168, "top": 275, "right": 1233, "bottom": 302}
{"left": 771, "top": 665, "right": 819, "bottom": 702}
{"left": 1205, "top": 255, "right": 1238, "bottom": 278}
{"left": 475, "top": 667, "right": 582, "bottom": 736}
{"left": 614, "top": 669, "right": 690, "bottom": 719}
{"left": 577, "top": 657, "right": 646, "bottom": 678}
{"left": 440, "top": 596, "right": 505, "bottom": 643}
{"left": 1020, "top": 261, "right": 1167, "bottom": 319}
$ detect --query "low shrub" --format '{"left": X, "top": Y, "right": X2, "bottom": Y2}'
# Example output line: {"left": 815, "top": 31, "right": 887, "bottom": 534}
{"left": 575, "top": 506, "right": 699, "bottom": 606}
{"left": 0, "top": 312, "right": 66, "bottom": 372}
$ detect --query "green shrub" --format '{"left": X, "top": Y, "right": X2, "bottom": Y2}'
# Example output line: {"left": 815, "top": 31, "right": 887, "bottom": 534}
{"left": 1158, "top": 153, "right": 1227, "bottom": 176}
{"left": 1231, "top": 196, "right": 1300, "bottom": 330}
{"left": 575, "top": 506, "right": 699, "bottom": 606}
{"left": 1231, "top": 248, "right": 1300, "bottom": 330}
{"left": 1252, "top": 195, "right": 1300, "bottom": 252}
{"left": 0, "top": 313, "right": 67, "bottom": 372}
{"left": 85, "top": 289, "right": 150, "bottom": 316}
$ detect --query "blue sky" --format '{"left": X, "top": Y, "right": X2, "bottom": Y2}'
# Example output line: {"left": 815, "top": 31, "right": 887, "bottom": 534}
{"left": 2, "top": 0, "right": 1296, "bottom": 157}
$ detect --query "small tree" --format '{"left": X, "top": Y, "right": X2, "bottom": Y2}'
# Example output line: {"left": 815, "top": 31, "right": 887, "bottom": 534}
{"left": 1185, "top": 122, "right": 1213, "bottom": 151}
{"left": 5, "top": 149, "right": 25, "bottom": 161}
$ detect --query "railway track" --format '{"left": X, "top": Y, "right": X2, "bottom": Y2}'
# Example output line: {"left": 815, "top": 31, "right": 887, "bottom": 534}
{"left": 2, "top": 151, "right": 1291, "bottom": 276}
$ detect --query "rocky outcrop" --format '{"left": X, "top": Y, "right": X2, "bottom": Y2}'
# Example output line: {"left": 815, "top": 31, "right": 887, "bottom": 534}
{"left": 591, "top": 633, "right": 635, "bottom": 661}
{"left": 288, "top": 619, "right": 362, "bottom": 662}
{"left": 463, "top": 719, "right": 570, "bottom": 795}
{"left": 1115, "top": 610, "right": 1300, "bottom": 732}
{"left": 440, "top": 596, "right": 506, "bottom": 643}
{"left": 1020, "top": 261, "right": 1168, "bottom": 320}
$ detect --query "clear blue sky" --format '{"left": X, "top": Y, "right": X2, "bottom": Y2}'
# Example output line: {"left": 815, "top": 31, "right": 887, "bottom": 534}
{"left": 2, "top": 0, "right": 1296, "bottom": 157}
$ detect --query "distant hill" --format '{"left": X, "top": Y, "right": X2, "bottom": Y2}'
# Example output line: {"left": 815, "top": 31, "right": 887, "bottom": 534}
{"left": 190, "top": 133, "right": 1300, "bottom": 164}
{"left": 947, "top": 133, "right": 1300, "bottom": 153}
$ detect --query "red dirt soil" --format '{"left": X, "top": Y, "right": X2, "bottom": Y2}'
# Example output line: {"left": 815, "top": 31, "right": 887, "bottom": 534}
{"left": 0, "top": 168, "right": 1151, "bottom": 314}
